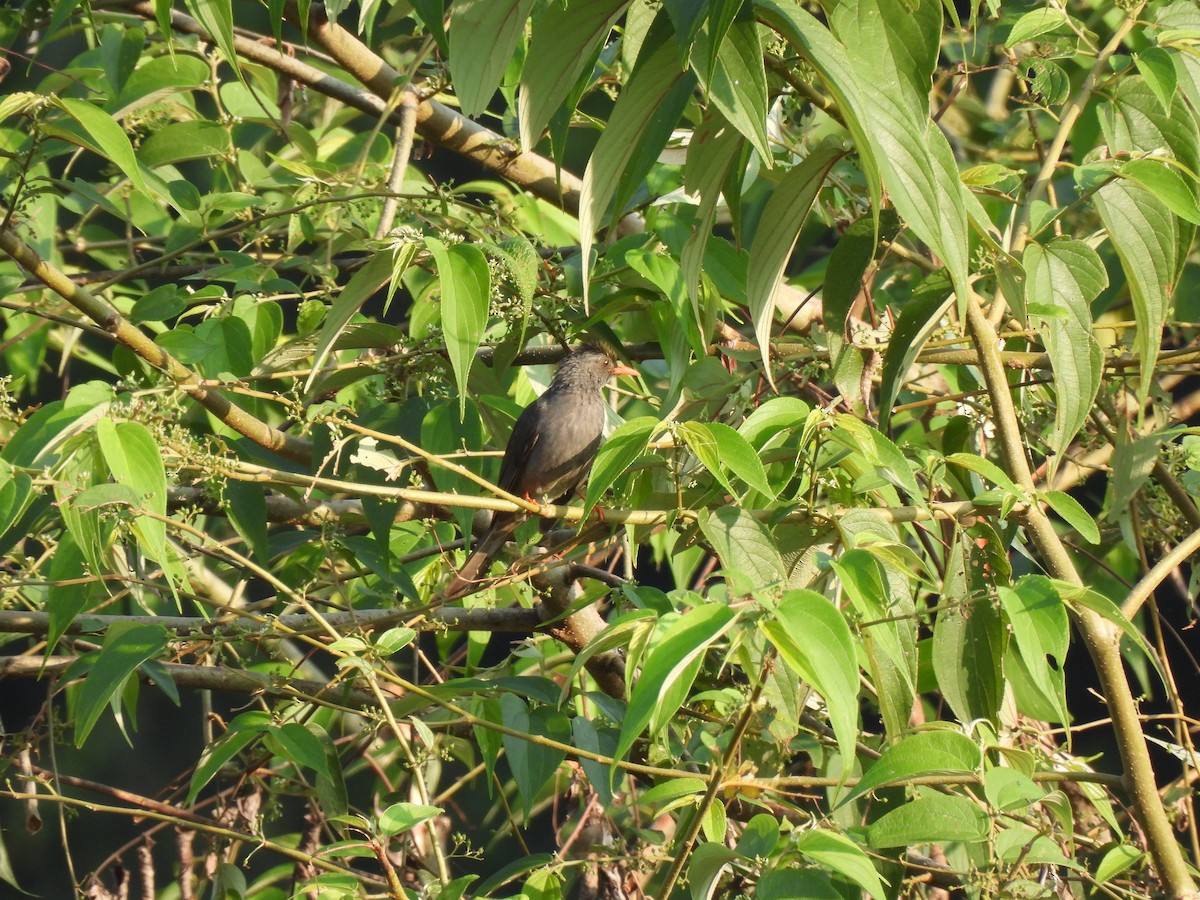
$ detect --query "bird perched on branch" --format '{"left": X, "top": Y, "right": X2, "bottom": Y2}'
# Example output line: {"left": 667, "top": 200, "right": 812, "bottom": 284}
{"left": 444, "top": 346, "right": 636, "bottom": 599}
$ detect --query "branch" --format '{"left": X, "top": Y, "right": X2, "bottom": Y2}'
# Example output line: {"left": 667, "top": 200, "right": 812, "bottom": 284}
{"left": 0, "top": 606, "right": 542, "bottom": 639}
{"left": 0, "top": 226, "right": 311, "bottom": 463}
{"left": 966, "top": 293, "right": 1196, "bottom": 896}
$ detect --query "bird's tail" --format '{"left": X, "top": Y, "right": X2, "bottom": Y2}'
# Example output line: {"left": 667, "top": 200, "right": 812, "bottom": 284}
{"left": 443, "top": 514, "right": 520, "bottom": 599}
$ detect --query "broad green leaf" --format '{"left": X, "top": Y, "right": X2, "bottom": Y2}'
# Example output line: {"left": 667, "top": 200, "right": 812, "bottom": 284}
{"left": 983, "top": 766, "right": 1044, "bottom": 812}
{"left": 186, "top": 724, "right": 263, "bottom": 806}
{"left": 735, "top": 813, "right": 780, "bottom": 859}
{"left": 46, "top": 530, "right": 103, "bottom": 654}
{"left": 264, "top": 722, "right": 332, "bottom": 779}
{"left": 224, "top": 480, "right": 269, "bottom": 566}
{"left": 449, "top": 0, "right": 537, "bottom": 119}
{"left": 832, "top": 551, "right": 915, "bottom": 740}
{"left": 580, "top": 34, "right": 696, "bottom": 306}
{"left": 763, "top": 590, "right": 858, "bottom": 765}
{"left": 844, "top": 730, "right": 980, "bottom": 804}
{"left": 1095, "top": 844, "right": 1144, "bottom": 885}
{"left": 1105, "top": 431, "right": 1165, "bottom": 519}
{"left": 55, "top": 97, "right": 149, "bottom": 196}
{"left": 306, "top": 250, "right": 399, "bottom": 394}
{"left": 681, "top": 112, "right": 745, "bottom": 309}
{"left": 944, "top": 452, "right": 1022, "bottom": 496}
{"left": 678, "top": 421, "right": 736, "bottom": 499}
{"left": 427, "top": 238, "right": 490, "bottom": 418}
{"left": 706, "top": 421, "right": 774, "bottom": 497}
{"left": 745, "top": 142, "right": 842, "bottom": 385}
{"left": 688, "top": 842, "right": 742, "bottom": 900}
{"left": 932, "top": 591, "right": 1005, "bottom": 726}
{"left": 378, "top": 803, "right": 442, "bottom": 836}
{"left": 794, "top": 829, "right": 887, "bottom": 900}
{"left": 139, "top": 120, "right": 233, "bottom": 167}
{"left": 572, "top": 718, "right": 619, "bottom": 806}
{"left": 738, "top": 396, "right": 809, "bottom": 448}
{"left": 867, "top": 795, "right": 989, "bottom": 848}
{"left": 828, "top": 0, "right": 972, "bottom": 308}
{"left": 183, "top": 0, "right": 241, "bottom": 84}
{"left": 691, "top": 17, "right": 771, "bottom": 163}
{"left": 499, "top": 694, "right": 570, "bottom": 818}
{"left": 998, "top": 576, "right": 1069, "bottom": 724}
{"left": 1023, "top": 239, "right": 1106, "bottom": 466}
{"left": 615, "top": 603, "right": 737, "bottom": 769}
{"left": 756, "top": 0, "right": 883, "bottom": 230}
{"left": 878, "top": 274, "right": 954, "bottom": 429}
{"left": 74, "top": 622, "right": 169, "bottom": 747}
{"left": 1042, "top": 490, "right": 1100, "bottom": 544}
{"left": 1006, "top": 7, "right": 1069, "bottom": 45}
{"left": 698, "top": 507, "right": 786, "bottom": 588}
{"left": 1121, "top": 158, "right": 1200, "bottom": 226}
{"left": 96, "top": 420, "right": 178, "bottom": 584}
{"left": 519, "top": 0, "right": 627, "bottom": 149}
{"left": 583, "top": 416, "right": 660, "bottom": 516}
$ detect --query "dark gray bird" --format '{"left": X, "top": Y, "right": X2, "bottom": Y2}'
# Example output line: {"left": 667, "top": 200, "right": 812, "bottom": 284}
{"left": 444, "top": 347, "right": 636, "bottom": 599}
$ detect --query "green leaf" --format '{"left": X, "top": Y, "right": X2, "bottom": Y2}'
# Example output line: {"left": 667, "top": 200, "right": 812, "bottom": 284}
{"left": 738, "top": 396, "right": 809, "bottom": 448}
{"left": 707, "top": 421, "right": 774, "bottom": 497}
{"left": 745, "top": 142, "right": 842, "bottom": 385}
{"left": 1094, "top": 171, "right": 1179, "bottom": 404}
{"left": 96, "top": 420, "right": 176, "bottom": 582}
{"left": 138, "top": 120, "right": 233, "bottom": 167}
{"left": 692, "top": 16, "right": 771, "bottom": 163}
{"left": 1095, "top": 844, "right": 1144, "bottom": 885}
{"left": 867, "top": 794, "right": 989, "bottom": 848}
{"left": 697, "top": 507, "right": 786, "bottom": 588}
{"left": 1006, "top": 7, "right": 1069, "bottom": 45}
{"left": 763, "top": 590, "right": 858, "bottom": 765}
{"left": 832, "top": 550, "right": 915, "bottom": 740}
{"left": 47, "top": 529, "right": 102, "bottom": 654}
{"left": 187, "top": 715, "right": 268, "bottom": 805}
{"left": 878, "top": 276, "right": 954, "bottom": 429}
{"left": 1121, "top": 158, "right": 1200, "bottom": 226}
{"left": 845, "top": 730, "right": 980, "bottom": 804}
{"left": 75, "top": 622, "right": 169, "bottom": 747}
{"left": 1022, "top": 238, "right": 1106, "bottom": 467}
{"left": 183, "top": 0, "right": 240, "bottom": 83}
{"left": 306, "top": 250, "right": 399, "bottom": 394}
{"left": 687, "top": 842, "right": 742, "bottom": 900}
{"left": 828, "top": 0, "right": 972, "bottom": 309}
{"left": 518, "top": 0, "right": 627, "bottom": 149}
{"left": 1136, "top": 48, "right": 1179, "bottom": 113}
{"left": 1042, "top": 490, "right": 1100, "bottom": 544}
{"left": 427, "top": 238, "right": 491, "bottom": 418}
{"left": 998, "top": 576, "right": 1069, "bottom": 724}
{"left": 55, "top": 97, "right": 149, "bottom": 196}
{"left": 378, "top": 803, "right": 442, "bottom": 836}
{"left": 615, "top": 603, "right": 738, "bottom": 769}
{"left": 681, "top": 113, "right": 745, "bottom": 309}
{"left": 583, "top": 416, "right": 660, "bottom": 516}
{"left": 932, "top": 594, "right": 1005, "bottom": 726}
{"left": 224, "top": 480, "right": 269, "bottom": 567}
{"left": 794, "top": 829, "right": 888, "bottom": 900}
{"left": 449, "top": 0, "right": 537, "bottom": 119}
{"left": 499, "top": 694, "right": 570, "bottom": 818}
{"left": 735, "top": 813, "right": 780, "bottom": 859}
{"left": 580, "top": 35, "right": 696, "bottom": 306}
{"left": 264, "top": 722, "right": 332, "bottom": 779}
{"left": 944, "top": 452, "right": 1023, "bottom": 496}
{"left": 983, "top": 766, "right": 1044, "bottom": 812}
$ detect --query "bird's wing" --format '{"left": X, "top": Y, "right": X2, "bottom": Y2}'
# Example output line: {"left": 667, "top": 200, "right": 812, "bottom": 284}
{"left": 497, "top": 401, "right": 544, "bottom": 495}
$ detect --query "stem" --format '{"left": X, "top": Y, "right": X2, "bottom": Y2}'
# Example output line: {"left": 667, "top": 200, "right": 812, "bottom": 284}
{"left": 0, "top": 226, "right": 310, "bottom": 462}
{"left": 966, "top": 294, "right": 1195, "bottom": 896}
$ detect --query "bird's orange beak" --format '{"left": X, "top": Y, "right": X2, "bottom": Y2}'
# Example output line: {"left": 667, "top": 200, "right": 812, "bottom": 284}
{"left": 612, "top": 363, "right": 638, "bottom": 377}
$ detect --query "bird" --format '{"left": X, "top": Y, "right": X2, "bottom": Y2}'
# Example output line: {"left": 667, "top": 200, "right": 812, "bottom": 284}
{"left": 443, "top": 346, "right": 636, "bottom": 599}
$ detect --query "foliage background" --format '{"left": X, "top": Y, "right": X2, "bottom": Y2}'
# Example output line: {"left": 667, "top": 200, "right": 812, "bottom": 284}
{"left": 1, "top": 0, "right": 1199, "bottom": 897}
